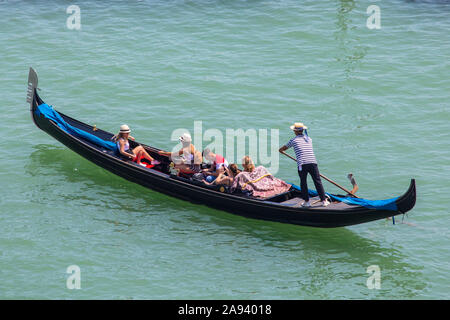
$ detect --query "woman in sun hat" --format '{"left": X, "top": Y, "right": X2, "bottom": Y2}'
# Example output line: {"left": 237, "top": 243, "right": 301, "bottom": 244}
{"left": 158, "top": 132, "right": 203, "bottom": 172}
{"left": 113, "top": 124, "right": 154, "bottom": 163}
{"left": 279, "top": 122, "right": 329, "bottom": 207}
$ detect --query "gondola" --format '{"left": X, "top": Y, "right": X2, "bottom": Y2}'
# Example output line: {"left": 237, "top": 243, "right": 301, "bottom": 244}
{"left": 27, "top": 68, "right": 416, "bottom": 228}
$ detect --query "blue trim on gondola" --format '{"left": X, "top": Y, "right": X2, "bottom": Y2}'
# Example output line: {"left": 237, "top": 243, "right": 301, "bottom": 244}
{"left": 35, "top": 103, "right": 118, "bottom": 152}
{"left": 289, "top": 183, "right": 399, "bottom": 211}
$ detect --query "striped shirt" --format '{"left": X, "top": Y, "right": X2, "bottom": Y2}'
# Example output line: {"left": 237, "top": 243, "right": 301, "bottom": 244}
{"left": 285, "top": 135, "right": 317, "bottom": 170}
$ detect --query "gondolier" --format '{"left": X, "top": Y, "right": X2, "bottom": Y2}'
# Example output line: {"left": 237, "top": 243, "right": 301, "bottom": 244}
{"left": 279, "top": 123, "right": 329, "bottom": 207}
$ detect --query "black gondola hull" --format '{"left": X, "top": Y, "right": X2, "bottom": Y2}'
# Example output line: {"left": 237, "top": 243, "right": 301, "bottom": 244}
{"left": 29, "top": 83, "right": 416, "bottom": 228}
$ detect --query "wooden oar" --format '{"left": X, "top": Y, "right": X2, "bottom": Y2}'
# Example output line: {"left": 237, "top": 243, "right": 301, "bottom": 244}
{"left": 280, "top": 151, "right": 359, "bottom": 198}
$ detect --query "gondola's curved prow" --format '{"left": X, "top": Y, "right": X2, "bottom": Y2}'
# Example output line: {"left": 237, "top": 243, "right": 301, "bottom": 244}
{"left": 27, "top": 68, "right": 165, "bottom": 162}
{"left": 27, "top": 67, "right": 43, "bottom": 128}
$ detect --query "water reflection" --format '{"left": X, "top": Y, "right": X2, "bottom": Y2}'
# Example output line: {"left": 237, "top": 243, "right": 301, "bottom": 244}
{"left": 198, "top": 209, "right": 427, "bottom": 298}
{"left": 26, "top": 144, "right": 404, "bottom": 248}
{"left": 26, "top": 145, "right": 174, "bottom": 212}
{"left": 26, "top": 144, "right": 425, "bottom": 297}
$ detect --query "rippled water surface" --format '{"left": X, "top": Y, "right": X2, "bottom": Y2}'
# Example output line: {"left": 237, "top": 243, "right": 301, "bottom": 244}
{"left": 1, "top": 0, "right": 449, "bottom": 299}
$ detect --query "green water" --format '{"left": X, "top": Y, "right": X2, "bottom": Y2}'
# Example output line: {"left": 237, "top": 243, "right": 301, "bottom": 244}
{"left": 1, "top": 0, "right": 449, "bottom": 299}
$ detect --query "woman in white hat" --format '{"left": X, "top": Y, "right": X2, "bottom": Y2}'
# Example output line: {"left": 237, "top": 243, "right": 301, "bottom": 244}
{"left": 158, "top": 133, "right": 202, "bottom": 172}
{"left": 113, "top": 124, "right": 154, "bottom": 163}
{"left": 279, "top": 122, "right": 329, "bottom": 207}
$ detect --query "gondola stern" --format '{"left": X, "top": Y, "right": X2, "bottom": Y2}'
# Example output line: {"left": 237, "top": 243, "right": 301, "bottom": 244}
{"left": 395, "top": 179, "right": 416, "bottom": 214}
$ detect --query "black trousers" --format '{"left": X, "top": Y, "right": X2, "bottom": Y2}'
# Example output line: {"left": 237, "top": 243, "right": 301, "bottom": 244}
{"left": 298, "top": 163, "right": 326, "bottom": 202}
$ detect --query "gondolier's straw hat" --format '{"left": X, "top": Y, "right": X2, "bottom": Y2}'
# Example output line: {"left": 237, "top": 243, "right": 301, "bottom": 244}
{"left": 290, "top": 122, "right": 308, "bottom": 131}
{"left": 120, "top": 124, "right": 131, "bottom": 133}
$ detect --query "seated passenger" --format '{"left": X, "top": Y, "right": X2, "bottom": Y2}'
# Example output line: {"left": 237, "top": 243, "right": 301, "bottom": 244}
{"left": 204, "top": 163, "right": 241, "bottom": 187}
{"left": 158, "top": 133, "right": 202, "bottom": 173}
{"left": 201, "top": 148, "right": 229, "bottom": 179}
{"left": 230, "top": 156, "right": 291, "bottom": 198}
{"left": 112, "top": 124, "right": 154, "bottom": 163}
